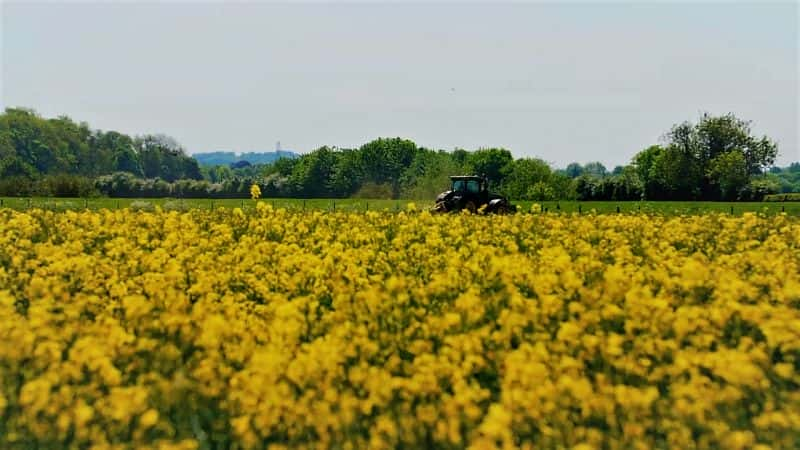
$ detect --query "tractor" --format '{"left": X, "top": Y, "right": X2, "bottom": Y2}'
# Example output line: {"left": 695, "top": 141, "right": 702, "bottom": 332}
{"left": 432, "top": 175, "right": 516, "bottom": 214}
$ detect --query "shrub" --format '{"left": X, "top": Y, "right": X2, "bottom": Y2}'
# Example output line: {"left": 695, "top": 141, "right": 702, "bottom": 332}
{"left": 739, "top": 178, "right": 780, "bottom": 201}
{"left": 162, "top": 200, "right": 188, "bottom": 212}
{"left": 41, "top": 174, "right": 97, "bottom": 197}
{"left": 129, "top": 200, "right": 155, "bottom": 212}
{"left": 764, "top": 193, "right": 800, "bottom": 202}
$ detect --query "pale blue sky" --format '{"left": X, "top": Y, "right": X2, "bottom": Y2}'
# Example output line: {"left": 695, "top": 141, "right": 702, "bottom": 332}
{"left": 2, "top": 1, "right": 798, "bottom": 167}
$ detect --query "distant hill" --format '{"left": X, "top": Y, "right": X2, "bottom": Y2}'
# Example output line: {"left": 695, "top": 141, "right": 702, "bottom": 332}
{"left": 193, "top": 151, "right": 299, "bottom": 167}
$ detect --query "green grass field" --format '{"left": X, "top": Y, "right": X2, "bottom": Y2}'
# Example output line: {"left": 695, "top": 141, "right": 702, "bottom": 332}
{"left": 1, "top": 197, "right": 798, "bottom": 215}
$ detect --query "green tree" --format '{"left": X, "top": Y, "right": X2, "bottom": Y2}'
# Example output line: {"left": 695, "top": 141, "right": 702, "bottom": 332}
{"left": 328, "top": 149, "right": 364, "bottom": 197}
{"left": 357, "top": 138, "right": 418, "bottom": 198}
{"left": 465, "top": 148, "right": 513, "bottom": 188}
{"left": 633, "top": 145, "right": 665, "bottom": 199}
{"left": 290, "top": 146, "right": 338, "bottom": 197}
{"left": 652, "top": 113, "right": 779, "bottom": 200}
{"left": 565, "top": 162, "right": 583, "bottom": 178}
{"left": 526, "top": 181, "right": 555, "bottom": 201}
{"left": 582, "top": 161, "right": 608, "bottom": 178}
{"left": 400, "top": 149, "right": 464, "bottom": 199}
{"left": 548, "top": 172, "right": 576, "bottom": 200}
{"left": 695, "top": 113, "right": 777, "bottom": 178}
{"left": 651, "top": 145, "right": 700, "bottom": 199}
{"left": 136, "top": 134, "right": 200, "bottom": 181}
{"left": 2, "top": 108, "right": 71, "bottom": 174}
{"left": 708, "top": 150, "right": 748, "bottom": 200}
{"left": 502, "top": 158, "right": 552, "bottom": 200}
{"left": 94, "top": 131, "right": 142, "bottom": 176}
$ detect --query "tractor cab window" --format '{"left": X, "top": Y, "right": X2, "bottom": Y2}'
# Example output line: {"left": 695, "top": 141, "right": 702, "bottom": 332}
{"left": 466, "top": 180, "right": 481, "bottom": 194}
{"left": 452, "top": 180, "right": 466, "bottom": 192}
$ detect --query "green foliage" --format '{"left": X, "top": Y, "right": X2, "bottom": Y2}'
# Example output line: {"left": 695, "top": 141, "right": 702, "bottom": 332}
{"left": 581, "top": 161, "right": 608, "bottom": 178}
{"left": 526, "top": 181, "right": 556, "bottom": 201}
{"left": 328, "top": 149, "right": 364, "bottom": 197}
{"left": 357, "top": 138, "right": 418, "bottom": 197}
{"left": 764, "top": 193, "right": 800, "bottom": 202}
{"left": 400, "top": 149, "right": 465, "bottom": 200}
{"left": 1, "top": 107, "right": 793, "bottom": 203}
{"left": 465, "top": 148, "right": 513, "bottom": 188}
{"left": 765, "top": 165, "right": 800, "bottom": 194}
{"left": 564, "top": 162, "right": 583, "bottom": 178}
{"left": 194, "top": 151, "right": 297, "bottom": 166}
{"left": 288, "top": 146, "right": 338, "bottom": 197}
{"left": 708, "top": 150, "right": 749, "bottom": 200}
{"left": 0, "top": 174, "right": 97, "bottom": 197}
{"left": 501, "top": 158, "right": 552, "bottom": 200}
{"left": 738, "top": 177, "right": 780, "bottom": 201}
{"left": 633, "top": 145, "right": 665, "bottom": 199}
{"left": 631, "top": 113, "right": 779, "bottom": 200}
{"left": 574, "top": 169, "right": 643, "bottom": 201}
{"left": 0, "top": 108, "right": 200, "bottom": 182}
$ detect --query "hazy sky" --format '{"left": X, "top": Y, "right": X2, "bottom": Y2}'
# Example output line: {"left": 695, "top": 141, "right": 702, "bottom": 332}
{"left": 2, "top": 1, "right": 798, "bottom": 167}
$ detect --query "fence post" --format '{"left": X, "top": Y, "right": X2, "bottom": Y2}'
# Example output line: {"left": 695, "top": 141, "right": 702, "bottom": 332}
{"left": 1, "top": 199, "right": 3, "bottom": 208}
{"left": 578, "top": 204, "right": 582, "bottom": 214}
{"left": 781, "top": 205, "right": 785, "bottom": 213}
{"left": 366, "top": 201, "right": 369, "bottom": 211}
{"left": 556, "top": 202, "right": 560, "bottom": 211}
{"left": 730, "top": 205, "right": 733, "bottom": 215}
{"left": 303, "top": 200, "right": 306, "bottom": 211}
{"left": 116, "top": 201, "right": 120, "bottom": 209}
{"left": 28, "top": 198, "right": 31, "bottom": 209}
{"left": 333, "top": 201, "right": 336, "bottom": 212}
{"left": 616, "top": 205, "right": 620, "bottom": 214}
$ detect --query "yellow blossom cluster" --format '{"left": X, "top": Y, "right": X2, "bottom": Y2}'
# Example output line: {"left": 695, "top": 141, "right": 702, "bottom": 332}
{"left": 250, "top": 185, "right": 262, "bottom": 201}
{"left": 0, "top": 205, "right": 798, "bottom": 449}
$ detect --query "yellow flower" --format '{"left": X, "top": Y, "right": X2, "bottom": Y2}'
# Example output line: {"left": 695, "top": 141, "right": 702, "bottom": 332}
{"left": 250, "top": 184, "right": 261, "bottom": 200}
{"left": 0, "top": 208, "right": 797, "bottom": 449}
{"left": 139, "top": 409, "right": 159, "bottom": 428}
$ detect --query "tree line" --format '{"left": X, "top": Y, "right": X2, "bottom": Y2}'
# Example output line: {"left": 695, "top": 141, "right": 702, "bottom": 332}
{"left": 0, "top": 107, "right": 789, "bottom": 200}
{"left": 0, "top": 108, "right": 202, "bottom": 196}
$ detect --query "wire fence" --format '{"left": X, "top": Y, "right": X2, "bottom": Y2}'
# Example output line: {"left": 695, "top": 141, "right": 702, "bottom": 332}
{"left": 1, "top": 197, "right": 799, "bottom": 216}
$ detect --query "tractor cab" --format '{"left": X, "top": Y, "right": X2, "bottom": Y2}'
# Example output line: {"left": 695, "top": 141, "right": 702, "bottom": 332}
{"left": 451, "top": 175, "right": 486, "bottom": 196}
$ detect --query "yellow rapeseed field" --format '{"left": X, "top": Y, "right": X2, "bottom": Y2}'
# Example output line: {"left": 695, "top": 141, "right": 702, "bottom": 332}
{"left": 0, "top": 205, "right": 798, "bottom": 450}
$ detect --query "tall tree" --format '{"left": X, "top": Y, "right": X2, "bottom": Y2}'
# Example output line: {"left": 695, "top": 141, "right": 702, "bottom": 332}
{"left": 565, "top": 162, "right": 583, "bottom": 178}
{"left": 502, "top": 158, "right": 552, "bottom": 200}
{"left": 657, "top": 113, "right": 778, "bottom": 200}
{"left": 708, "top": 150, "right": 748, "bottom": 200}
{"left": 358, "top": 138, "right": 418, "bottom": 198}
{"left": 582, "top": 162, "right": 608, "bottom": 178}
{"left": 400, "top": 149, "right": 464, "bottom": 199}
{"left": 633, "top": 145, "right": 667, "bottom": 199}
{"left": 465, "top": 148, "right": 513, "bottom": 188}
{"left": 290, "top": 146, "right": 338, "bottom": 197}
